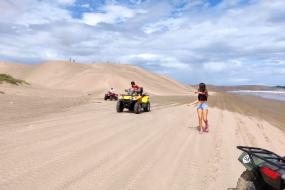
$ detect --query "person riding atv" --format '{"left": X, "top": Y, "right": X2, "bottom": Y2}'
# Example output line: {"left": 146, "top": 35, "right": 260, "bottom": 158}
{"left": 116, "top": 81, "right": 150, "bottom": 114}
{"left": 104, "top": 88, "right": 118, "bottom": 101}
{"left": 128, "top": 81, "right": 143, "bottom": 95}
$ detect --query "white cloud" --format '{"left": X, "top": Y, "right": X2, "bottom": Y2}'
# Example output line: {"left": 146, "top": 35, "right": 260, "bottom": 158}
{"left": 143, "top": 18, "right": 186, "bottom": 34}
{"left": 126, "top": 53, "right": 191, "bottom": 70}
{"left": 130, "top": 53, "right": 159, "bottom": 60}
{"left": 82, "top": 4, "right": 146, "bottom": 26}
{"left": 0, "top": 0, "right": 73, "bottom": 26}
{"left": 203, "top": 62, "right": 227, "bottom": 72}
{"left": 279, "top": 68, "right": 285, "bottom": 74}
{"left": 57, "top": 0, "right": 76, "bottom": 6}
{"left": 203, "top": 60, "right": 243, "bottom": 72}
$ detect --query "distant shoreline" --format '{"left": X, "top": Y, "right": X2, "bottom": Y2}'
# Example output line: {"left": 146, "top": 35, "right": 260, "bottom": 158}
{"left": 228, "top": 90, "right": 285, "bottom": 102}
{"left": 229, "top": 90, "right": 285, "bottom": 93}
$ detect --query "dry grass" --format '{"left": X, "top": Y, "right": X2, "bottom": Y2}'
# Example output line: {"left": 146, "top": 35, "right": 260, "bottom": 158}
{"left": 0, "top": 73, "right": 29, "bottom": 85}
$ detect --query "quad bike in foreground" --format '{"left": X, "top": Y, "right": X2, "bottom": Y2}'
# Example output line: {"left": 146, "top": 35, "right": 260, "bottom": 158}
{"left": 104, "top": 92, "right": 118, "bottom": 101}
{"left": 236, "top": 146, "right": 285, "bottom": 190}
{"left": 116, "top": 88, "right": 150, "bottom": 114}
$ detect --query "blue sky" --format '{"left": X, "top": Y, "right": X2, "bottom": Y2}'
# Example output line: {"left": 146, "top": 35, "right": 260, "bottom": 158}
{"left": 0, "top": 0, "right": 285, "bottom": 85}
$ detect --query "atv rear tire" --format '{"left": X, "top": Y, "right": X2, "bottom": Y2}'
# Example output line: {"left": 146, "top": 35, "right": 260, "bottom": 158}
{"left": 116, "top": 101, "right": 124, "bottom": 112}
{"left": 236, "top": 170, "right": 267, "bottom": 190}
{"left": 143, "top": 102, "right": 150, "bottom": 112}
{"left": 134, "top": 102, "right": 141, "bottom": 114}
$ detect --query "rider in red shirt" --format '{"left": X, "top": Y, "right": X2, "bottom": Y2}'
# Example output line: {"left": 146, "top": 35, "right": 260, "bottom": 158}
{"left": 130, "top": 81, "right": 140, "bottom": 91}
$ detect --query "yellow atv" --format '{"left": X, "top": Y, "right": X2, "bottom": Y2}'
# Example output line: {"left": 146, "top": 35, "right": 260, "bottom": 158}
{"left": 116, "top": 89, "right": 150, "bottom": 114}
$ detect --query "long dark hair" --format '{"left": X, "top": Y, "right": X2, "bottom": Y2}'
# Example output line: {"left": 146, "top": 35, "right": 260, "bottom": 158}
{"left": 198, "top": 83, "right": 207, "bottom": 92}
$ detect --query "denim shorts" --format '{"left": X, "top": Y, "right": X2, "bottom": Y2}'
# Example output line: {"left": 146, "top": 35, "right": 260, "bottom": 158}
{"left": 197, "top": 102, "right": 208, "bottom": 110}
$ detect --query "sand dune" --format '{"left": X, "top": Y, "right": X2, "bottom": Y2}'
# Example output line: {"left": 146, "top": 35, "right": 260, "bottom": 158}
{"left": 0, "top": 61, "right": 36, "bottom": 79}
{"left": 0, "top": 61, "right": 192, "bottom": 95}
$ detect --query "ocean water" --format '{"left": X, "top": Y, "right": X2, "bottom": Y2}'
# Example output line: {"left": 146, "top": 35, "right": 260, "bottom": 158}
{"left": 229, "top": 90, "right": 285, "bottom": 102}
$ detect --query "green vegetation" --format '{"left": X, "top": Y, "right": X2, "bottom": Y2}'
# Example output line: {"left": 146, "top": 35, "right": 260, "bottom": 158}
{"left": 0, "top": 73, "right": 29, "bottom": 85}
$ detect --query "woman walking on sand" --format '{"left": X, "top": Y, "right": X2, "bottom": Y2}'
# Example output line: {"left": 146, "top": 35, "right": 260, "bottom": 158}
{"left": 189, "top": 83, "right": 209, "bottom": 134}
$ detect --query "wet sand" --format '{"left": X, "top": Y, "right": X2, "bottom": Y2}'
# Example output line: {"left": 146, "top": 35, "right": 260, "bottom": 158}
{"left": 209, "top": 92, "right": 285, "bottom": 130}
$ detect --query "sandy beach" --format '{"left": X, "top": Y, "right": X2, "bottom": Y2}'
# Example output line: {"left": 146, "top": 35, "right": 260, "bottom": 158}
{"left": 1, "top": 84, "right": 285, "bottom": 190}
{"left": 1, "top": 62, "right": 285, "bottom": 190}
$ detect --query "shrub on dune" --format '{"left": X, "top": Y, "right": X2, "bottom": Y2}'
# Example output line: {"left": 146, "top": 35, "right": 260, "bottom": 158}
{"left": 0, "top": 73, "right": 29, "bottom": 85}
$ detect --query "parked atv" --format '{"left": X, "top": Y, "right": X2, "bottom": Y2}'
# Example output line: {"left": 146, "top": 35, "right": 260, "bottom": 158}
{"left": 104, "top": 92, "right": 118, "bottom": 101}
{"left": 116, "top": 88, "right": 150, "bottom": 114}
{"left": 236, "top": 146, "right": 285, "bottom": 190}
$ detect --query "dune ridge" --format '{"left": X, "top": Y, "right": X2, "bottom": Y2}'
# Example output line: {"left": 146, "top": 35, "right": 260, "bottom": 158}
{"left": 0, "top": 61, "right": 192, "bottom": 95}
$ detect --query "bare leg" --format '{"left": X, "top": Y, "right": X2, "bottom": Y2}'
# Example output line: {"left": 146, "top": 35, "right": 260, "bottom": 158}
{"left": 202, "top": 109, "right": 208, "bottom": 123}
{"left": 202, "top": 109, "right": 209, "bottom": 132}
{"left": 197, "top": 108, "right": 203, "bottom": 133}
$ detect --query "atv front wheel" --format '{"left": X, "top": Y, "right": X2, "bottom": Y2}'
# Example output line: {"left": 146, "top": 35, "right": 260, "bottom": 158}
{"left": 116, "top": 101, "right": 124, "bottom": 112}
{"left": 143, "top": 102, "right": 150, "bottom": 112}
{"left": 134, "top": 102, "right": 141, "bottom": 114}
{"left": 236, "top": 170, "right": 267, "bottom": 190}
